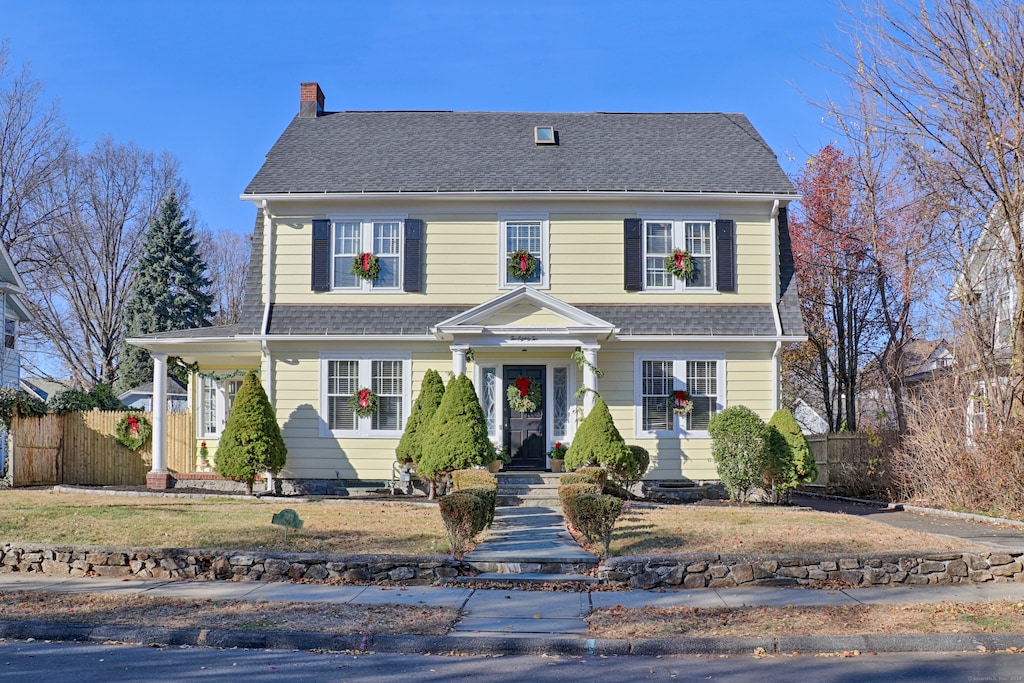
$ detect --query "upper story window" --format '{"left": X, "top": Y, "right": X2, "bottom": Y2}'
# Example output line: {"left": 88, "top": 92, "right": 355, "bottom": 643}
{"left": 4, "top": 319, "right": 15, "bottom": 350}
{"left": 501, "top": 216, "right": 549, "bottom": 289}
{"left": 644, "top": 219, "right": 715, "bottom": 291}
{"left": 332, "top": 219, "right": 403, "bottom": 291}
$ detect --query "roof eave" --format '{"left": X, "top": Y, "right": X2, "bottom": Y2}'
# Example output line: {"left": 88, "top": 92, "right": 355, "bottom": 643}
{"left": 242, "top": 190, "right": 801, "bottom": 204}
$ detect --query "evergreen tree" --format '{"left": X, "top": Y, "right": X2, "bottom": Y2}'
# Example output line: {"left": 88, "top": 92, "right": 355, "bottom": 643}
{"left": 564, "top": 396, "right": 631, "bottom": 473}
{"left": 116, "top": 190, "right": 213, "bottom": 392}
{"left": 768, "top": 408, "right": 817, "bottom": 484}
{"left": 214, "top": 370, "right": 287, "bottom": 495}
{"left": 395, "top": 369, "right": 445, "bottom": 465}
{"left": 419, "top": 375, "right": 495, "bottom": 485}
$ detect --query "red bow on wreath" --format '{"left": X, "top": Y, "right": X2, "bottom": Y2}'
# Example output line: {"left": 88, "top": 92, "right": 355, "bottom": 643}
{"left": 362, "top": 253, "right": 372, "bottom": 272}
{"left": 358, "top": 388, "right": 372, "bottom": 409}
{"left": 515, "top": 377, "right": 531, "bottom": 397}
{"left": 674, "top": 251, "right": 689, "bottom": 270}
{"left": 126, "top": 416, "right": 140, "bottom": 434}
{"left": 674, "top": 390, "right": 689, "bottom": 408}
{"left": 518, "top": 253, "right": 529, "bottom": 272}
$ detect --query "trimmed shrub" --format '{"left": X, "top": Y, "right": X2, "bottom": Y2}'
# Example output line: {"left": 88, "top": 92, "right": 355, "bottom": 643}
{"left": 451, "top": 468, "right": 497, "bottom": 492}
{"left": 769, "top": 408, "right": 817, "bottom": 484}
{"left": 708, "top": 405, "right": 774, "bottom": 502}
{"left": 605, "top": 444, "right": 650, "bottom": 491}
{"left": 573, "top": 493, "right": 623, "bottom": 556}
{"left": 558, "top": 482, "right": 601, "bottom": 531}
{"left": 214, "top": 370, "right": 287, "bottom": 495}
{"left": 46, "top": 383, "right": 127, "bottom": 414}
{"left": 419, "top": 375, "right": 495, "bottom": 482}
{"left": 396, "top": 369, "right": 445, "bottom": 466}
{"left": 564, "top": 397, "right": 632, "bottom": 473}
{"left": 560, "top": 467, "right": 608, "bottom": 489}
{"left": 602, "top": 480, "right": 632, "bottom": 500}
{"left": 439, "top": 489, "right": 489, "bottom": 558}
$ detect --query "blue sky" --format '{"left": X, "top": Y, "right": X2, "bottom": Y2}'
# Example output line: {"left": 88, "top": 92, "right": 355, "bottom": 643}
{"left": 4, "top": 1, "right": 849, "bottom": 234}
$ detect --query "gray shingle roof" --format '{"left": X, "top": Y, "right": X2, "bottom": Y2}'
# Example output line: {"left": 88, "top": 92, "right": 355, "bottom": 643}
{"left": 245, "top": 111, "right": 796, "bottom": 195}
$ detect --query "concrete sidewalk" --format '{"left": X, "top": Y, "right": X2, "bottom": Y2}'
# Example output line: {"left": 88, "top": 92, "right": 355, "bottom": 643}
{"left": 3, "top": 573, "right": 1024, "bottom": 654}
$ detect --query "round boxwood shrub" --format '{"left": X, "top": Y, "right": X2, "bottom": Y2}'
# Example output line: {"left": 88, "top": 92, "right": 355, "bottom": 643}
{"left": 214, "top": 370, "right": 287, "bottom": 495}
{"left": 573, "top": 493, "right": 624, "bottom": 557}
{"left": 564, "top": 396, "right": 632, "bottom": 475}
{"left": 439, "top": 489, "right": 490, "bottom": 558}
{"left": 708, "top": 405, "right": 774, "bottom": 502}
{"left": 396, "top": 369, "right": 445, "bottom": 466}
{"left": 419, "top": 375, "right": 495, "bottom": 481}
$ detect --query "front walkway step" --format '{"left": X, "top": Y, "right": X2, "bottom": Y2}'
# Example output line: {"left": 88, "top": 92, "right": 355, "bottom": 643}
{"left": 463, "top": 506, "right": 598, "bottom": 576}
{"left": 458, "top": 572, "right": 597, "bottom": 585}
{"left": 495, "top": 472, "right": 564, "bottom": 508}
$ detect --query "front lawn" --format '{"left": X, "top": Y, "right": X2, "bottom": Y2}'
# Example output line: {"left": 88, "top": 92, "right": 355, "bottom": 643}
{"left": 0, "top": 490, "right": 449, "bottom": 555}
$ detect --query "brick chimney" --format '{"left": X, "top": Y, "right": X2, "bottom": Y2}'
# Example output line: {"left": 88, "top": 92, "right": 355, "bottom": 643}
{"left": 299, "top": 82, "right": 325, "bottom": 118}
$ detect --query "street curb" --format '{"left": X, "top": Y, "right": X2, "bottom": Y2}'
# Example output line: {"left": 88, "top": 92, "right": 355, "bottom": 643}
{"left": 2, "top": 619, "right": 1022, "bottom": 656}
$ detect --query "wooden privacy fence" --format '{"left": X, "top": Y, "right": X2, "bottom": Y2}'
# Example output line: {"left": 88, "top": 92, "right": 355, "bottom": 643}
{"left": 9, "top": 410, "right": 192, "bottom": 487}
{"left": 806, "top": 431, "right": 895, "bottom": 497}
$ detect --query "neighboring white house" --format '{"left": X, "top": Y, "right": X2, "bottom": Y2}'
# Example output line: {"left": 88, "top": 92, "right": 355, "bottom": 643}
{"left": 117, "top": 377, "right": 189, "bottom": 413}
{"left": 0, "top": 243, "right": 30, "bottom": 473}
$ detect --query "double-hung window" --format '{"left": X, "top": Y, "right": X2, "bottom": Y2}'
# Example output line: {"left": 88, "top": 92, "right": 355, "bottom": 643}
{"left": 200, "top": 375, "right": 244, "bottom": 437}
{"left": 322, "top": 355, "right": 410, "bottom": 437}
{"left": 644, "top": 219, "right": 715, "bottom": 291}
{"left": 332, "top": 219, "right": 403, "bottom": 291}
{"left": 3, "top": 319, "right": 15, "bottom": 350}
{"left": 500, "top": 216, "right": 549, "bottom": 288}
{"left": 636, "top": 356, "right": 723, "bottom": 437}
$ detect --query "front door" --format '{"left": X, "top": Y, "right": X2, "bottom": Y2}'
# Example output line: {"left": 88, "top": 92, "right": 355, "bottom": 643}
{"left": 503, "top": 366, "right": 546, "bottom": 469}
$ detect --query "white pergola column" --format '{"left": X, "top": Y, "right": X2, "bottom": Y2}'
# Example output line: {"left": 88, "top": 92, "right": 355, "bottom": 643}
{"left": 451, "top": 345, "right": 468, "bottom": 377}
{"left": 147, "top": 352, "right": 169, "bottom": 489}
{"left": 582, "top": 344, "right": 600, "bottom": 416}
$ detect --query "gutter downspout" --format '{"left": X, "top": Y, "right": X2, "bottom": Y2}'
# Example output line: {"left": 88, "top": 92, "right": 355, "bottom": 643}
{"left": 770, "top": 200, "right": 783, "bottom": 411}
{"left": 261, "top": 200, "right": 275, "bottom": 494}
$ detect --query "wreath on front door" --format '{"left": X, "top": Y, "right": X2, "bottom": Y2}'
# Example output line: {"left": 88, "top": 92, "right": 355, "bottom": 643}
{"left": 351, "top": 252, "right": 381, "bottom": 281}
{"left": 507, "top": 376, "right": 542, "bottom": 413}
{"left": 506, "top": 249, "right": 538, "bottom": 282}
{"left": 115, "top": 412, "right": 152, "bottom": 451}
{"left": 665, "top": 248, "right": 695, "bottom": 281}
{"left": 350, "top": 388, "right": 379, "bottom": 417}
{"left": 670, "top": 390, "right": 694, "bottom": 416}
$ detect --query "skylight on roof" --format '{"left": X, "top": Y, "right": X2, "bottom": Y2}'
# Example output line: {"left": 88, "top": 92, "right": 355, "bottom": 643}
{"left": 534, "top": 126, "right": 556, "bottom": 145}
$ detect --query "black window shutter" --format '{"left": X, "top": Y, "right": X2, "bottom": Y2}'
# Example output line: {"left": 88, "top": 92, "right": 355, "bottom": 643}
{"left": 311, "top": 219, "right": 331, "bottom": 291}
{"left": 403, "top": 218, "right": 423, "bottom": 292}
{"left": 624, "top": 218, "right": 643, "bottom": 291}
{"left": 715, "top": 219, "right": 736, "bottom": 292}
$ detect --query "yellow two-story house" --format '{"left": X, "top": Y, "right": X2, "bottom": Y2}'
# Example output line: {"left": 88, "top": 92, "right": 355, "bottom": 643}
{"left": 133, "top": 82, "right": 804, "bottom": 493}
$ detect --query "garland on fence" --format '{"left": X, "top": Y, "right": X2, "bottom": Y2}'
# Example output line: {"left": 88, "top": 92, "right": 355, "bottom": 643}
{"left": 507, "top": 376, "right": 542, "bottom": 413}
{"left": 665, "top": 249, "right": 695, "bottom": 281}
{"left": 506, "top": 249, "right": 538, "bottom": 282}
{"left": 670, "top": 390, "right": 694, "bottom": 416}
{"left": 352, "top": 252, "right": 381, "bottom": 281}
{"left": 116, "top": 413, "right": 152, "bottom": 451}
{"left": 350, "top": 388, "right": 379, "bottom": 417}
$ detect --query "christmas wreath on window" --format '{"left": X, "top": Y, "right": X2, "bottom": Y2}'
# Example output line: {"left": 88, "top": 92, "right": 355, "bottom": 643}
{"left": 665, "top": 249, "right": 695, "bottom": 281}
{"left": 349, "top": 388, "right": 379, "bottom": 417}
{"left": 669, "top": 390, "right": 694, "bottom": 416}
{"left": 506, "top": 249, "right": 538, "bottom": 282}
{"left": 351, "top": 252, "right": 381, "bottom": 281}
{"left": 507, "top": 376, "right": 542, "bottom": 413}
{"left": 116, "top": 412, "right": 152, "bottom": 451}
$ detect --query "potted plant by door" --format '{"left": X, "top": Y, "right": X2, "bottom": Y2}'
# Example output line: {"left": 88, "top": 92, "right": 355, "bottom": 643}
{"left": 548, "top": 442, "right": 568, "bottom": 473}
{"left": 489, "top": 447, "right": 512, "bottom": 473}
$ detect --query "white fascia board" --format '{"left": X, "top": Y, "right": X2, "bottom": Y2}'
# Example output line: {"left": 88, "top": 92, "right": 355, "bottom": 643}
{"left": 242, "top": 190, "right": 800, "bottom": 204}
{"left": 616, "top": 334, "right": 808, "bottom": 343}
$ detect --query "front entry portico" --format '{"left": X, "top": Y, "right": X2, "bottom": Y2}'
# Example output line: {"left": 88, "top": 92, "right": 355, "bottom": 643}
{"left": 503, "top": 365, "right": 546, "bottom": 469}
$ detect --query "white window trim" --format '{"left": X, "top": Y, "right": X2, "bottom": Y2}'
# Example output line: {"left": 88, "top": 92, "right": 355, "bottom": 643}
{"left": 996, "top": 289, "right": 1014, "bottom": 348}
{"left": 319, "top": 353, "right": 412, "bottom": 438}
{"left": 3, "top": 317, "right": 15, "bottom": 351}
{"left": 498, "top": 214, "right": 551, "bottom": 290}
{"left": 633, "top": 352, "right": 726, "bottom": 439}
{"left": 473, "top": 360, "right": 576, "bottom": 451}
{"left": 641, "top": 216, "right": 718, "bottom": 293}
{"left": 328, "top": 216, "right": 407, "bottom": 293}
{"left": 198, "top": 375, "right": 244, "bottom": 438}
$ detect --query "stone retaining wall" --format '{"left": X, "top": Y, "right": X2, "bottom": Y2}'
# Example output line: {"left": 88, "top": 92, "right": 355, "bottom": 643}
{"left": 600, "top": 550, "right": 1024, "bottom": 589}
{"left": 0, "top": 543, "right": 463, "bottom": 585}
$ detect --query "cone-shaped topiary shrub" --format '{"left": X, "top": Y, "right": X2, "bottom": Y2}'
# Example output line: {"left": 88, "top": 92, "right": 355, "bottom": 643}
{"left": 708, "top": 405, "right": 773, "bottom": 502}
{"left": 214, "top": 370, "right": 287, "bottom": 495}
{"left": 396, "top": 369, "right": 445, "bottom": 466}
{"left": 769, "top": 408, "right": 817, "bottom": 484}
{"left": 564, "top": 396, "right": 631, "bottom": 474}
{"left": 419, "top": 374, "right": 495, "bottom": 481}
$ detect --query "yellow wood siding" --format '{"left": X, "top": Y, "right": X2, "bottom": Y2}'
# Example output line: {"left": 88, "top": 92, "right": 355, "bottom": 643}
{"left": 270, "top": 209, "right": 777, "bottom": 306}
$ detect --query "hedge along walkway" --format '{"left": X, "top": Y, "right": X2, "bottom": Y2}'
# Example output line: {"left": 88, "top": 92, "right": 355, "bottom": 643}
{"left": 462, "top": 506, "right": 598, "bottom": 576}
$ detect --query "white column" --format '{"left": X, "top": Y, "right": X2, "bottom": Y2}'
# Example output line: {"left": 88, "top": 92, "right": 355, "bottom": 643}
{"left": 450, "top": 345, "right": 468, "bottom": 377}
{"left": 150, "top": 353, "right": 168, "bottom": 474}
{"left": 582, "top": 344, "right": 600, "bottom": 416}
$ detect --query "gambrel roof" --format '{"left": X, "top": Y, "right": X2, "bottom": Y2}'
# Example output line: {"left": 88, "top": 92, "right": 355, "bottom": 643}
{"left": 244, "top": 111, "right": 796, "bottom": 196}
